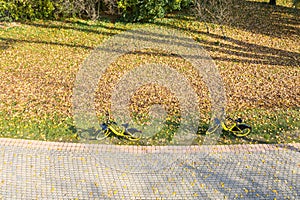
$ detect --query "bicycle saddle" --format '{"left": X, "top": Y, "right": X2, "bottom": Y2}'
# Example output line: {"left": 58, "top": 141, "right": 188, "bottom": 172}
{"left": 235, "top": 118, "right": 243, "bottom": 123}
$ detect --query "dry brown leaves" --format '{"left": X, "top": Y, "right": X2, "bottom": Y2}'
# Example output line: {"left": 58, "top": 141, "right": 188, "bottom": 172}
{"left": 94, "top": 49, "right": 211, "bottom": 123}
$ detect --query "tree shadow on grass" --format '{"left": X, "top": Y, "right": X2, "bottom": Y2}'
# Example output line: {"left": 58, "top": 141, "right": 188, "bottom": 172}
{"left": 0, "top": 35, "right": 18, "bottom": 50}
{"left": 166, "top": 1, "right": 300, "bottom": 38}
{"left": 162, "top": 1, "right": 300, "bottom": 67}
{"left": 0, "top": 19, "right": 130, "bottom": 50}
{"left": 23, "top": 20, "right": 127, "bottom": 35}
{"left": 0, "top": 36, "right": 94, "bottom": 50}
{"left": 196, "top": 33, "right": 300, "bottom": 67}
{"left": 150, "top": 19, "right": 299, "bottom": 68}
{"left": 153, "top": 4, "right": 300, "bottom": 68}
{"left": 229, "top": 1, "right": 300, "bottom": 38}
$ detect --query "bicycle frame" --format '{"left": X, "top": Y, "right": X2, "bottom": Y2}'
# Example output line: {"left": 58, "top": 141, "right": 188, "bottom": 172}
{"left": 78, "top": 113, "right": 141, "bottom": 141}
{"left": 96, "top": 113, "right": 141, "bottom": 141}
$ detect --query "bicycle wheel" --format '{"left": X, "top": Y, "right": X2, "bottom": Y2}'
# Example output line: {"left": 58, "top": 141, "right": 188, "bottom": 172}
{"left": 96, "top": 130, "right": 110, "bottom": 140}
{"left": 125, "top": 135, "right": 141, "bottom": 141}
{"left": 78, "top": 128, "right": 98, "bottom": 140}
{"left": 79, "top": 130, "right": 90, "bottom": 139}
{"left": 206, "top": 118, "right": 221, "bottom": 134}
{"left": 123, "top": 131, "right": 141, "bottom": 141}
{"left": 206, "top": 124, "right": 220, "bottom": 134}
{"left": 232, "top": 124, "right": 251, "bottom": 137}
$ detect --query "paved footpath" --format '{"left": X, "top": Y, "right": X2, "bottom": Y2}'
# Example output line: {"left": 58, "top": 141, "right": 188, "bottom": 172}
{"left": 0, "top": 138, "right": 299, "bottom": 199}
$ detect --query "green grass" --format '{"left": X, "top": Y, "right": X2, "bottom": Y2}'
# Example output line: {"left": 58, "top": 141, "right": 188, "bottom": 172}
{"left": 0, "top": 111, "right": 77, "bottom": 141}
{"left": 0, "top": 0, "right": 299, "bottom": 144}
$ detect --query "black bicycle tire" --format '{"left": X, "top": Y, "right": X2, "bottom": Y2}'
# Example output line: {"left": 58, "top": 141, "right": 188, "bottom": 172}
{"left": 96, "top": 130, "right": 109, "bottom": 140}
{"left": 206, "top": 124, "right": 221, "bottom": 135}
{"left": 232, "top": 124, "right": 251, "bottom": 137}
{"left": 78, "top": 131, "right": 91, "bottom": 139}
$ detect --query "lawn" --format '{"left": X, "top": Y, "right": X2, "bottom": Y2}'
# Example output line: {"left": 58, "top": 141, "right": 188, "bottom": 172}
{"left": 0, "top": 0, "right": 299, "bottom": 144}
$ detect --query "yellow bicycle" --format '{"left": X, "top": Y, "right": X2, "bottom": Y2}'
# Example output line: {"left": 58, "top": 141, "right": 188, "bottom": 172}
{"left": 78, "top": 112, "right": 141, "bottom": 141}
{"left": 206, "top": 117, "right": 251, "bottom": 137}
{"left": 96, "top": 121, "right": 141, "bottom": 141}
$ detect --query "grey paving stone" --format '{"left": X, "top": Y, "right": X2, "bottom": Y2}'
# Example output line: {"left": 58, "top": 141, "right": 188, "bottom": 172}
{"left": 0, "top": 139, "right": 299, "bottom": 199}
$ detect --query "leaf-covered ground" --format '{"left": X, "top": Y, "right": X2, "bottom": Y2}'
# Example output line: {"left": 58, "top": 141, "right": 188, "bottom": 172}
{"left": 0, "top": 0, "right": 299, "bottom": 144}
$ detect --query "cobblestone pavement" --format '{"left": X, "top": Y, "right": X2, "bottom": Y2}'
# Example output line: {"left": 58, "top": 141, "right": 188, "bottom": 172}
{"left": 0, "top": 138, "right": 299, "bottom": 199}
